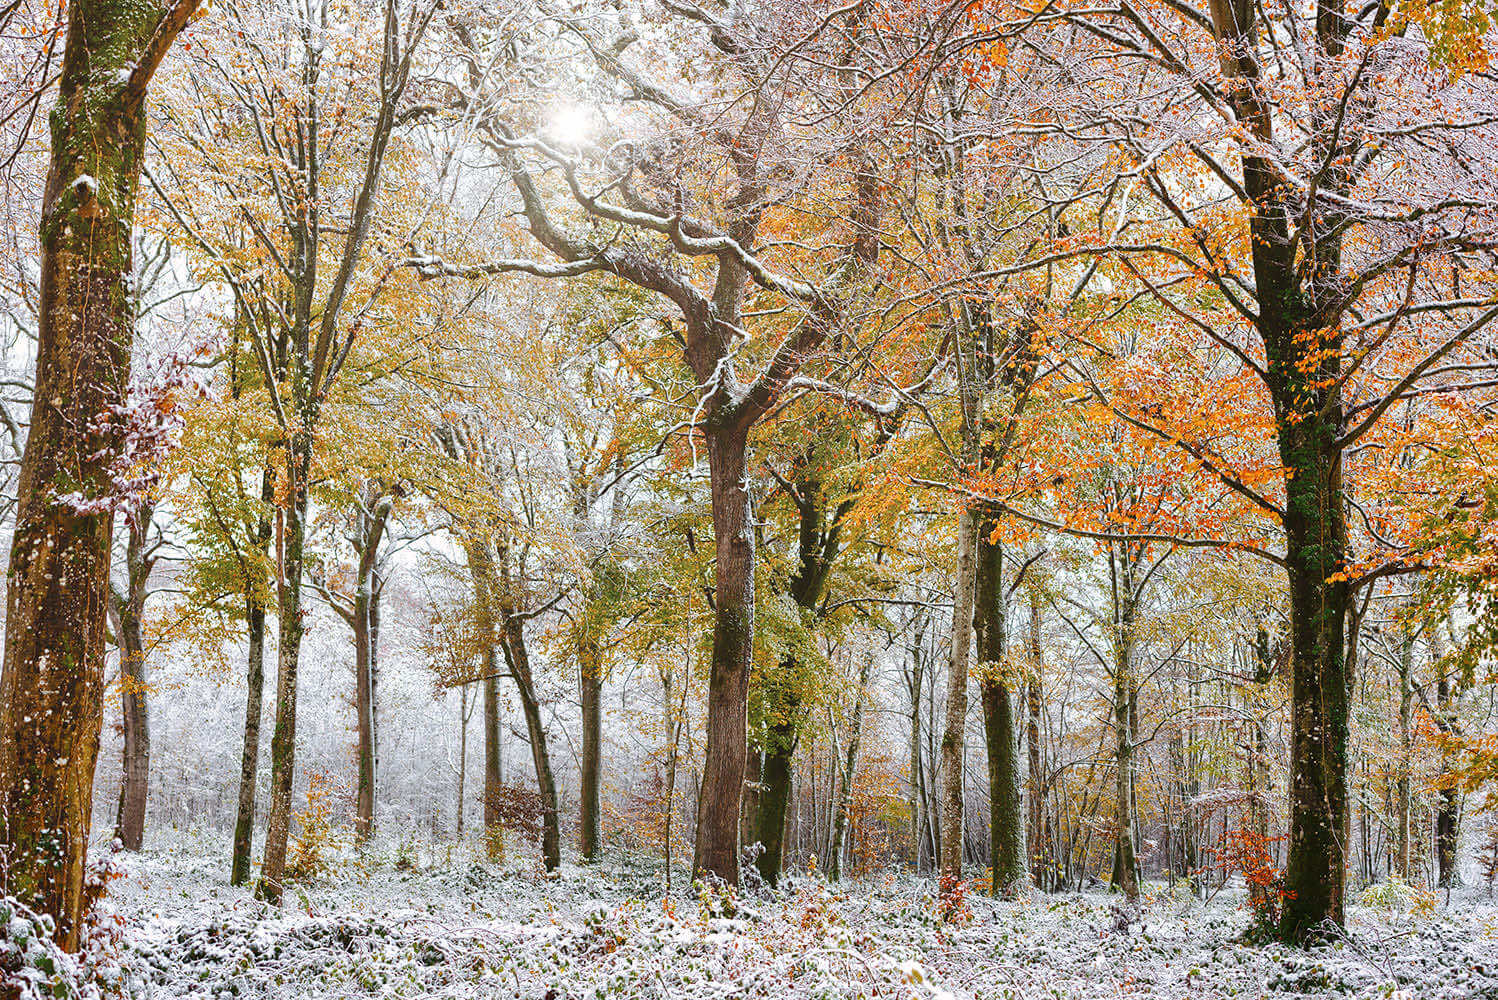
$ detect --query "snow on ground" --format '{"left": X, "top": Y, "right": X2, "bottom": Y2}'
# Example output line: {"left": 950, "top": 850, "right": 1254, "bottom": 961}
{"left": 87, "top": 833, "right": 1498, "bottom": 999}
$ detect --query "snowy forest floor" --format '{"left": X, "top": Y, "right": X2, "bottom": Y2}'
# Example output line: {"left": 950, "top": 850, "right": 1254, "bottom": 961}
{"left": 95, "top": 833, "right": 1498, "bottom": 999}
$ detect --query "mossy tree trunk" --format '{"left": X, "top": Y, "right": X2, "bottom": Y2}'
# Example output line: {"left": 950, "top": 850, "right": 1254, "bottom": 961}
{"left": 1275, "top": 455, "right": 1349, "bottom": 938}
{"left": 753, "top": 470, "right": 848, "bottom": 886}
{"left": 754, "top": 716, "right": 797, "bottom": 883}
{"left": 256, "top": 434, "right": 312, "bottom": 905}
{"left": 1206, "top": 0, "right": 1357, "bottom": 941}
{"left": 1108, "top": 545, "right": 1141, "bottom": 903}
{"left": 1266, "top": 327, "right": 1351, "bottom": 940}
{"left": 0, "top": 0, "right": 198, "bottom": 950}
{"left": 975, "top": 525, "right": 1025, "bottom": 895}
{"left": 578, "top": 634, "right": 603, "bottom": 863}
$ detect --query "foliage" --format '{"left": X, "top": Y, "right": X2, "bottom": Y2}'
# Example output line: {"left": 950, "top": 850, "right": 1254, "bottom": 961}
{"left": 286, "top": 772, "right": 347, "bottom": 885}
{"left": 1206, "top": 828, "right": 1289, "bottom": 934}
{"left": 1358, "top": 878, "right": 1437, "bottom": 916}
{"left": 483, "top": 784, "right": 547, "bottom": 856}
{"left": 0, "top": 890, "right": 132, "bottom": 1000}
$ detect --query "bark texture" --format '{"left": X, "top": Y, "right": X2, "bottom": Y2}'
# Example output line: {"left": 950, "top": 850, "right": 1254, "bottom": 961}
{"left": 1273, "top": 401, "right": 1350, "bottom": 939}
{"left": 578, "top": 634, "right": 603, "bottom": 863}
{"left": 0, "top": 0, "right": 197, "bottom": 949}
{"left": 693, "top": 422, "right": 755, "bottom": 885}
{"left": 939, "top": 508, "right": 980, "bottom": 881}
{"left": 975, "top": 527, "right": 1024, "bottom": 895}
{"left": 256, "top": 440, "right": 311, "bottom": 904}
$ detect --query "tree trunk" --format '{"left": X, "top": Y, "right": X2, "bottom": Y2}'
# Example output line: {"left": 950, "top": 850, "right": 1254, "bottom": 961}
{"left": 908, "top": 637, "right": 925, "bottom": 871}
{"left": 231, "top": 473, "right": 273, "bottom": 887}
{"left": 939, "top": 507, "right": 980, "bottom": 882}
{"left": 483, "top": 673, "right": 502, "bottom": 825}
{"left": 489, "top": 526, "right": 560, "bottom": 871}
{"left": 351, "top": 489, "right": 392, "bottom": 845}
{"left": 1109, "top": 548, "right": 1140, "bottom": 903}
{"left": 579, "top": 635, "right": 603, "bottom": 862}
{"left": 232, "top": 589, "right": 268, "bottom": 886}
{"left": 1435, "top": 776, "right": 1459, "bottom": 888}
{"left": 975, "top": 527, "right": 1025, "bottom": 895}
{"left": 113, "top": 596, "right": 149, "bottom": 852}
{"left": 1435, "top": 650, "right": 1460, "bottom": 888}
{"left": 501, "top": 614, "right": 561, "bottom": 871}
{"left": 463, "top": 539, "right": 506, "bottom": 850}
{"left": 828, "top": 659, "right": 872, "bottom": 882}
{"left": 353, "top": 596, "right": 375, "bottom": 843}
{"left": 256, "top": 439, "right": 311, "bottom": 905}
{"left": 693, "top": 421, "right": 755, "bottom": 886}
{"left": 370, "top": 574, "right": 382, "bottom": 791}
{"left": 456, "top": 683, "right": 469, "bottom": 836}
{"left": 754, "top": 711, "right": 797, "bottom": 885}
{"left": 1396, "top": 621, "right": 1414, "bottom": 880}
{"left": 662, "top": 653, "right": 685, "bottom": 891}
{"left": 925, "top": 654, "right": 943, "bottom": 870}
{"left": 1026, "top": 590, "right": 1046, "bottom": 888}
{"left": 1274, "top": 423, "right": 1350, "bottom": 940}
{"left": 741, "top": 745, "right": 762, "bottom": 859}
{"left": 109, "top": 504, "right": 155, "bottom": 854}
{"left": 753, "top": 471, "right": 846, "bottom": 885}
{"left": 0, "top": 0, "right": 196, "bottom": 949}
{"left": 1110, "top": 671, "right": 1140, "bottom": 901}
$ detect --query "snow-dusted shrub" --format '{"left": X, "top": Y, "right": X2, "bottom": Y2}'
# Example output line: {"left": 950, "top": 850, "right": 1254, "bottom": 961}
{"left": 0, "top": 895, "right": 135, "bottom": 1000}
{"left": 1359, "top": 877, "right": 1436, "bottom": 914}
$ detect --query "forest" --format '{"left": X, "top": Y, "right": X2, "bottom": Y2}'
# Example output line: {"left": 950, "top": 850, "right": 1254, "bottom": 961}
{"left": 1, "top": 0, "right": 1498, "bottom": 996}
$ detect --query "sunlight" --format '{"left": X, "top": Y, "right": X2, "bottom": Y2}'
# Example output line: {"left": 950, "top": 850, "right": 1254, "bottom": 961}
{"left": 546, "top": 102, "right": 592, "bottom": 150}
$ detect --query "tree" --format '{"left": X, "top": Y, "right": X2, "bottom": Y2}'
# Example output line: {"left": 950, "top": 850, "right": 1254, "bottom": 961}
{"left": 827, "top": 655, "right": 874, "bottom": 882}
{"left": 0, "top": 0, "right": 200, "bottom": 949}
{"left": 434, "top": 417, "right": 564, "bottom": 872}
{"left": 152, "top": 0, "right": 438, "bottom": 902}
{"left": 107, "top": 502, "right": 167, "bottom": 852}
{"left": 420, "top": 0, "right": 884, "bottom": 885}
{"left": 994, "top": 0, "right": 1498, "bottom": 939}
{"left": 309, "top": 479, "right": 398, "bottom": 843}
{"left": 169, "top": 334, "right": 278, "bottom": 886}
{"left": 752, "top": 423, "right": 884, "bottom": 886}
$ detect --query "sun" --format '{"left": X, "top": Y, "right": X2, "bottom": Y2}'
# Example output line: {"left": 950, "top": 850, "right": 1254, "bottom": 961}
{"left": 546, "top": 102, "right": 592, "bottom": 150}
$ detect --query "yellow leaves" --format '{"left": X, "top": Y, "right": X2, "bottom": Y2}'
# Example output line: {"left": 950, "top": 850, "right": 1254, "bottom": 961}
{"left": 1388, "top": 0, "right": 1494, "bottom": 76}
